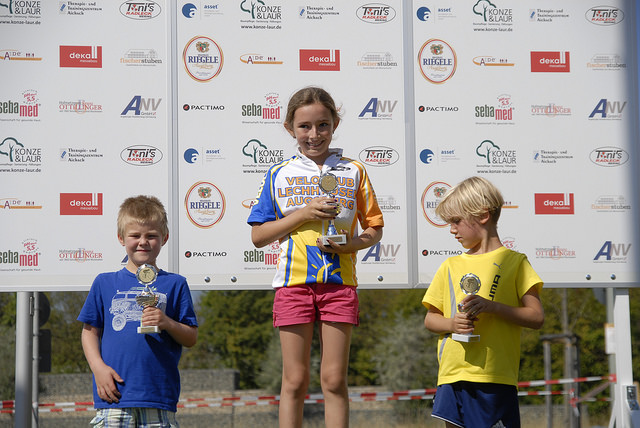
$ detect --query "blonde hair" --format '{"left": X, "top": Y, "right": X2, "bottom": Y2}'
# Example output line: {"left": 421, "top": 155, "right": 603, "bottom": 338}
{"left": 435, "top": 176, "right": 504, "bottom": 224}
{"left": 117, "top": 195, "right": 168, "bottom": 239}
{"left": 284, "top": 86, "right": 340, "bottom": 130}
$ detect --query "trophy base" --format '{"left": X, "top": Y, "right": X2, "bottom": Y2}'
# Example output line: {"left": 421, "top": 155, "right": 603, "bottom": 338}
{"left": 138, "top": 325, "right": 160, "bottom": 334}
{"left": 452, "top": 333, "right": 480, "bottom": 342}
{"left": 321, "top": 234, "right": 347, "bottom": 245}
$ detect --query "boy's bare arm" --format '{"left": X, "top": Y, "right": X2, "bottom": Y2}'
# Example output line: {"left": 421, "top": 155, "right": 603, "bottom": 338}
{"left": 424, "top": 306, "right": 476, "bottom": 335}
{"left": 81, "top": 324, "right": 123, "bottom": 403}
{"left": 141, "top": 307, "right": 198, "bottom": 347}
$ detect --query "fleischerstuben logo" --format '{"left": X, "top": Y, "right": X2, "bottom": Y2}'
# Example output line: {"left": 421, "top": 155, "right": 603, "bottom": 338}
{"left": 299, "top": 49, "right": 340, "bottom": 71}
{"left": 531, "top": 51, "right": 569, "bottom": 72}
{"left": 60, "top": 193, "right": 103, "bottom": 215}
{"left": 60, "top": 46, "right": 102, "bottom": 68}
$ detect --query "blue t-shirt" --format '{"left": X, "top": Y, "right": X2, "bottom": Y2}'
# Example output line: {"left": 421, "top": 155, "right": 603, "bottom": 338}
{"left": 77, "top": 268, "right": 198, "bottom": 412}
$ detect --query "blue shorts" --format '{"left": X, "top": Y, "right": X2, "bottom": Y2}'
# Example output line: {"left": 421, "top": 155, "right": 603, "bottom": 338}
{"left": 432, "top": 382, "right": 520, "bottom": 428}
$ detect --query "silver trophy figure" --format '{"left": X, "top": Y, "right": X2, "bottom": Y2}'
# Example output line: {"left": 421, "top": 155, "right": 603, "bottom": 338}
{"left": 452, "top": 273, "right": 481, "bottom": 342}
{"left": 318, "top": 172, "right": 347, "bottom": 245}
{"left": 135, "top": 264, "right": 160, "bottom": 334}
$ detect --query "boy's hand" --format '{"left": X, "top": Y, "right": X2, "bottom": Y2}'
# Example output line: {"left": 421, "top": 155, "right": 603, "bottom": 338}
{"left": 94, "top": 364, "right": 123, "bottom": 403}
{"left": 141, "top": 306, "right": 167, "bottom": 330}
{"left": 452, "top": 311, "right": 476, "bottom": 334}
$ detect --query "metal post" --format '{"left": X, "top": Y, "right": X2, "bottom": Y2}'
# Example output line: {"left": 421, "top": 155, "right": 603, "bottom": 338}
{"left": 544, "top": 340, "right": 552, "bottom": 428}
{"left": 15, "top": 292, "right": 33, "bottom": 428}
{"left": 32, "top": 292, "right": 39, "bottom": 427}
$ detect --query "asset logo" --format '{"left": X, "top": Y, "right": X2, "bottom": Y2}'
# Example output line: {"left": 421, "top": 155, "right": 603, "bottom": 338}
{"left": 535, "top": 246, "right": 576, "bottom": 259}
{"left": 356, "top": 4, "right": 395, "bottom": 23}
{"left": 585, "top": 6, "right": 623, "bottom": 25}
{"left": 358, "top": 98, "right": 397, "bottom": 120}
{"left": 59, "top": 248, "right": 104, "bottom": 262}
{"left": 59, "top": 99, "right": 103, "bottom": 114}
{"left": 183, "top": 147, "right": 224, "bottom": 164}
{"left": 121, "top": 95, "right": 162, "bottom": 118}
{"left": 531, "top": 51, "right": 570, "bottom": 72}
{"left": 60, "top": 45, "right": 102, "bottom": 68}
{"left": 589, "top": 99, "right": 626, "bottom": 120}
{"left": 589, "top": 147, "right": 628, "bottom": 167}
{"left": 120, "top": 145, "right": 163, "bottom": 166}
{"left": 0, "top": 89, "right": 40, "bottom": 122}
{"left": 418, "top": 39, "right": 456, "bottom": 84}
{"left": 472, "top": 55, "right": 514, "bottom": 67}
{"left": 184, "top": 181, "right": 225, "bottom": 228}
{"left": 120, "top": 0, "right": 160, "bottom": 19}
{"left": 419, "top": 149, "right": 434, "bottom": 164}
{"left": 534, "top": 193, "right": 575, "bottom": 215}
{"left": 474, "top": 94, "right": 514, "bottom": 124}
{"left": 416, "top": 6, "right": 431, "bottom": 21}
{"left": 531, "top": 103, "right": 571, "bottom": 117}
{"left": 361, "top": 242, "right": 401, "bottom": 265}
{"left": 182, "top": 2, "right": 222, "bottom": 18}
{"left": 421, "top": 181, "right": 450, "bottom": 227}
{"left": 0, "top": 197, "right": 42, "bottom": 210}
{"left": 240, "top": 53, "right": 283, "bottom": 65}
{"left": 587, "top": 53, "right": 626, "bottom": 71}
{"left": 60, "top": 193, "right": 103, "bottom": 215}
{"left": 0, "top": 49, "right": 42, "bottom": 61}
{"left": 357, "top": 52, "right": 398, "bottom": 69}
{"left": 121, "top": 49, "right": 162, "bottom": 66}
{"left": 241, "top": 93, "right": 282, "bottom": 124}
{"left": 183, "top": 36, "right": 223, "bottom": 81}
{"left": 182, "top": 2, "right": 197, "bottom": 17}
{"left": 0, "top": 137, "right": 42, "bottom": 171}
{"left": 299, "top": 49, "right": 340, "bottom": 71}
{"left": 592, "top": 195, "right": 630, "bottom": 213}
{"left": 359, "top": 146, "right": 398, "bottom": 167}
{"left": 594, "top": 241, "right": 631, "bottom": 263}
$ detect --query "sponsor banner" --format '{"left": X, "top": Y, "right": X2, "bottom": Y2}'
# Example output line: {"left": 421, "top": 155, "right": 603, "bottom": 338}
{"left": 60, "top": 46, "right": 102, "bottom": 68}
{"left": 531, "top": 51, "right": 570, "bottom": 72}
{"left": 418, "top": 39, "right": 456, "bottom": 83}
{"left": 60, "top": 193, "right": 103, "bottom": 215}
{"left": 184, "top": 181, "right": 225, "bottom": 228}
{"left": 299, "top": 49, "right": 340, "bottom": 71}
{"left": 534, "top": 193, "right": 575, "bottom": 215}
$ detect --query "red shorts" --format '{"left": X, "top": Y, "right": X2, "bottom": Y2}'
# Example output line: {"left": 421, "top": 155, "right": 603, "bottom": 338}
{"left": 273, "top": 284, "right": 359, "bottom": 327}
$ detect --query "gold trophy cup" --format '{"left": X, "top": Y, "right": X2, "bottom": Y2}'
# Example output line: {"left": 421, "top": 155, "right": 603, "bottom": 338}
{"left": 135, "top": 264, "right": 160, "bottom": 334}
{"left": 452, "top": 273, "right": 481, "bottom": 342}
{"left": 318, "top": 172, "right": 346, "bottom": 245}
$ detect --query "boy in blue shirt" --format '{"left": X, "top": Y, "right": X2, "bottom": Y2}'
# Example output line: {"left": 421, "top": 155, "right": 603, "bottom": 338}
{"left": 78, "top": 195, "right": 197, "bottom": 427}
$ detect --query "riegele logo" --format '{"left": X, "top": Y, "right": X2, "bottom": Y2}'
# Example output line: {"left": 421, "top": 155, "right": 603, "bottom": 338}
{"left": 299, "top": 49, "right": 340, "bottom": 71}
{"left": 60, "top": 193, "right": 103, "bottom": 215}
{"left": 60, "top": 46, "right": 103, "bottom": 68}
{"left": 530, "top": 51, "right": 570, "bottom": 73}
{"left": 534, "top": 193, "right": 574, "bottom": 215}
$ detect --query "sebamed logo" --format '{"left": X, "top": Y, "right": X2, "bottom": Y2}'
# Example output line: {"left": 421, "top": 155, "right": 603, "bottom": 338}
{"left": 359, "top": 146, "right": 399, "bottom": 167}
{"left": 59, "top": 99, "right": 103, "bottom": 114}
{"left": 534, "top": 193, "right": 575, "bottom": 215}
{"left": 242, "top": 139, "right": 284, "bottom": 174}
{"left": 121, "top": 49, "right": 162, "bottom": 66}
{"left": 120, "top": 145, "right": 163, "bottom": 166}
{"left": 1, "top": 197, "right": 42, "bottom": 210}
{"left": 60, "top": 147, "right": 104, "bottom": 163}
{"left": 120, "top": 0, "right": 160, "bottom": 19}
{"left": 592, "top": 195, "right": 630, "bottom": 213}
{"left": 472, "top": 55, "right": 514, "bottom": 67}
{"left": 472, "top": 1, "right": 512, "bottom": 29}
{"left": 356, "top": 4, "right": 395, "bottom": 23}
{"left": 0, "top": 89, "right": 40, "bottom": 122}
{"left": 60, "top": 193, "right": 103, "bottom": 215}
{"left": 59, "top": 248, "right": 103, "bottom": 263}
{"left": 361, "top": 242, "right": 401, "bottom": 265}
{"left": 121, "top": 95, "right": 162, "bottom": 118}
{"left": 183, "top": 36, "right": 223, "bottom": 81}
{"left": 586, "top": 6, "right": 623, "bottom": 25}
{"left": 475, "top": 139, "right": 516, "bottom": 173}
{"left": 0, "top": 239, "right": 40, "bottom": 272}
{"left": 0, "top": 48, "right": 41, "bottom": 61}
{"left": 0, "top": 137, "right": 42, "bottom": 171}
{"left": 589, "top": 147, "right": 628, "bottom": 167}
{"left": 589, "top": 99, "right": 626, "bottom": 120}
{"left": 594, "top": 241, "right": 631, "bottom": 263}
{"left": 532, "top": 149, "right": 574, "bottom": 165}
{"left": 535, "top": 246, "right": 576, "bottom": 260}
{"left": 357, "top": 52, "right": 398, "bottom": 70}
{"left": 60, "top": 45, "right": 102, "bottom": 68}
{"left": 358, "top": 98, "right": 397, "bottom": 120}
{"left": 240, "top": 53, "right": 283, "bottom": 65}
{"left": 241, "top": 93, "right": 282, "bottom": 124}
{"left": 421, "top": 181, "right": 450, "bottom": 227}
{"left": 243, "top": 248, "right": 277, "bottom": 269}
{"left": 184, "top": 181, "right": 225, "bottom": 228}
{"left": 531, "top": 51, "right": 570, "bottom": 72}
{"left": 474, "top": 94, "right": 514, "bottom": 124}
{"left": 531, "top": 103, "right": 571, "bottom": 117}
{"left": 299, "top": 49, "right": 340, "bottom": 71}
{"left": 418, "top": 39, "right": 456, "bottom": 84}
{"left": 587, "top": 53, "right": 626, "bottom": 71}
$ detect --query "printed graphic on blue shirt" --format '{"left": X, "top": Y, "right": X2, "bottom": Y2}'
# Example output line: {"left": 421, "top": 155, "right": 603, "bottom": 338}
{"left": 108, "top": 286, "right": 167, "bottom": 331}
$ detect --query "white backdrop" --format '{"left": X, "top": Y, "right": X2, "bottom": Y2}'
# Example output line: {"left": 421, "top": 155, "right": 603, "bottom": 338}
{"left": 0, "top": 0, "right": 638, "bottom": 291}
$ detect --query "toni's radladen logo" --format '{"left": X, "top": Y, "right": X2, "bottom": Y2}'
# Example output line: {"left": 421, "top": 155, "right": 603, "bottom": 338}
{"left": 120, "top": 145, "right": 163, "bottom": 166}
{"left": 183, "top": 36, "right": 223, "bottom": 81}
{"left": 358, "top": 146, "right": 399, "bottom": 167}
{"left": 418, "top": 39, "right": 456, "bottom": 84}
{"left": 585, "top": 6, "right": 623, "bottom": 26}
{"left": 356, "top": 4, "right": 396, "bottom": 24}
{"left": 120, "top": 0, "right": 161, "bottom": 19}
{"left": 185, "top": 182, "right": 225, "bottom": 228}
{"left": 421, "top": 181, "right": 450, "bottom": 227}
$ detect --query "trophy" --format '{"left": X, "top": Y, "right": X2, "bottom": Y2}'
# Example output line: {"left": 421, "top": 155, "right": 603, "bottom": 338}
{"left": 135, "top": 264, "right": 160, "bottom": 334}
{"left": 318, "top": 172, "right": 347, "bottom": 245}
{"left": 452, "top": 273, "right": 481, "bottom": 343}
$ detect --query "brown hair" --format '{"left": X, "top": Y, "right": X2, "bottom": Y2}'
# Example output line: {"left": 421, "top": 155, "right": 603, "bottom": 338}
{"left": 117, "top": 195, "right": 169, "bottom": 239}
{"left": 284, "top": 86, "right": 340, "bottom": 130}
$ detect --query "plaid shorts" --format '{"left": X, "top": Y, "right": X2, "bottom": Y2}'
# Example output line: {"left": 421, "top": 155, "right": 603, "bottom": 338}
{"left": 89, "top": 408, "right": 179, "bottom": 428}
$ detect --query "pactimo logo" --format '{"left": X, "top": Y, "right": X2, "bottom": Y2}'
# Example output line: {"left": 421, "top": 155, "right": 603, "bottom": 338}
{"left": 299, "top": 49, "right": 340, "bottom": 71}
{"left": 59, "top": 46, "right": 102, "bottom": 68}
{"left": 60, "top": 193, "right": 103, "bottom": 215}
{"left": 121, "top": 95, "right": 161, "bottom": 117}
{"left": 531, "top": 51, "right": 570, "bottom": 72}
{"left": 183, "top": 103, "right": 224, "bottom": 111}
{"left": 184, "top": 250, "right": 227, "bottom": 258}
{"left": 534, "top": 193, "right": 575, "bottom": 215}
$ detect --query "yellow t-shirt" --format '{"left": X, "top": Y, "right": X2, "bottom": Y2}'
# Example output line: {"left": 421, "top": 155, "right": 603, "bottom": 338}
{"left": 422, "top": 246, "right": 543, "bottom": 386}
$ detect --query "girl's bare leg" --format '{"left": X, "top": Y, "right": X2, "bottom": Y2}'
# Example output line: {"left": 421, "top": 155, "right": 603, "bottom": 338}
{"left": 318, "top": 321, "right": 353, "bottom": 428}
{"left": 279, "top": 323, "right": 314, "bottom": 428}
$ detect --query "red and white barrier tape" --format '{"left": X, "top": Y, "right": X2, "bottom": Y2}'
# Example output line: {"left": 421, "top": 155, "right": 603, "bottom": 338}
{"left": 0, "top": 374, "right": 614, "bottom": 414}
